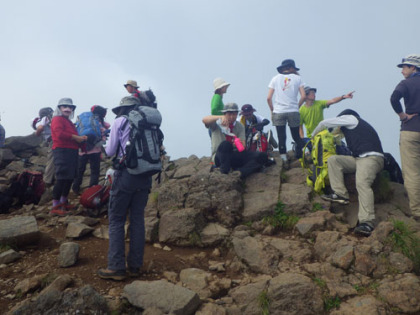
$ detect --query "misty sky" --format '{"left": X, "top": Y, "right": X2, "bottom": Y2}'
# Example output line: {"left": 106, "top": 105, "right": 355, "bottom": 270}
{"left": 0, "top": 0, "right": 418, "bottom": 163}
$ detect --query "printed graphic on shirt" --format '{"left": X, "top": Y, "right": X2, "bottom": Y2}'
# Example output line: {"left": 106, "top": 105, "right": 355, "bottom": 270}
{"left": 282, "top": 77, "right": 291, "bottom": 91}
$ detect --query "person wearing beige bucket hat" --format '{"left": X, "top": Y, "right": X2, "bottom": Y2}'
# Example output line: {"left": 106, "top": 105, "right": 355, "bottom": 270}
{"left": 211, "top": 78, "right": 230, "bottom": 115}
{"left": 390, "top": 54, "right": 420, "bottom": 222}
{"left": 124, "top": 80, "right": 140, "bottom": 96}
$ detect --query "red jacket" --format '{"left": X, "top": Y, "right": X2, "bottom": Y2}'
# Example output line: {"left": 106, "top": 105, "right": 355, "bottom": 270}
{"left": 51, "top": 116, "right": 79, "bottom": 150}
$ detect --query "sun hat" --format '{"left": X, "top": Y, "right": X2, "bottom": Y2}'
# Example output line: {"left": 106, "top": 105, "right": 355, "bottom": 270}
{"left": 213, "top": 78, "right": 230, "bottom": 92}
{"left": 112, "top": 96, "right": 140, "bottom": 114}
{"left": 124, "top": 80, "right": 139, "bottom": 88}
{"left": 221, "top": 103, "right": 239, "bottom": 113}
{"left": 240, "top": 104, "right": 256, "bottom": 116}
{"left": 304, "top": 86, "right": 317, "bottom": 94}
{"left": 397, "top": 54, "right": 420, "bottom": 69}
{"left": 57, "top": 98, "right": 76, "bottom": 110}
{"left": 277, "top": 59, "right": 300, "bottom": 73}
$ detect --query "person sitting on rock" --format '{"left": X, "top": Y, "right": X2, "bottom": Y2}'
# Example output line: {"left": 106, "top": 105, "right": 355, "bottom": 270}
{"left": 239, "top": 104, "right": 277, "bottom": 152}
{"left": 312, "top": 109, "right": 384, "bottom": 237}
{"left": 202, "top": 103, "right": 268, "bottom": 179}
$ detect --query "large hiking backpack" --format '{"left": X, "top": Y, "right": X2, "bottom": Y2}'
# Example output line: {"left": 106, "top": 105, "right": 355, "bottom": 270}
{"left": 134, "top": 89, "right": 157, "bottom": 108}
{"left": 301, "top": 129, "right": 336, "bottom": 193}
{"left": 75, "top": 112, "right": 102, "bottom": 150}
{"left": 124, "top": 106, "right": 164, "bottom": 176}
{"left": 15, "top": 170, "right": 45, "bottom": 205}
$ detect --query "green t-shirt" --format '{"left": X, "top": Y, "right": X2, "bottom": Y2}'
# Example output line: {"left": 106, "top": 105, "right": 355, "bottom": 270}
{"left": 211, "top": 94, "right": 224, "bottom": 115}
{"left": 299, "top": 100, "right": 329, "bottom": 138}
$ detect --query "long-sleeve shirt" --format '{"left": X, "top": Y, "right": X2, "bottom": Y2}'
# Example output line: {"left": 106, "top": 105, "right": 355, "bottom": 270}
{"left": 105, "top": 116, "right": 130, "bottom": 157}
{"left": 51, "top": 116, "right": 79, "bottom": 150}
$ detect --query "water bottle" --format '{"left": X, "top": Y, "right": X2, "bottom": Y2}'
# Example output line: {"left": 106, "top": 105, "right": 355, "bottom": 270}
{"left": 234, "top": 137, "right": 245, "bottom": 152}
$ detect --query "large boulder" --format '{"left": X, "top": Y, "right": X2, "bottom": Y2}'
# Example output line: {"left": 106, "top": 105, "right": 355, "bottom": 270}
{"left": 0, "top": 216, "right": 39, "bottom": 246}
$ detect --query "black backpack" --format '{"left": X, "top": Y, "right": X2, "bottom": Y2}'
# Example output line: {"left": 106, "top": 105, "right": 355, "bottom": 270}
{"left": 383, "top": 153, "right": 404, "bottom": 184}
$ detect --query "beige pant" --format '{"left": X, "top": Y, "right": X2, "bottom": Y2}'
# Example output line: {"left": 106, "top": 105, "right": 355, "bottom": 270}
{"left": 400, "top": 131, "right": 420, "bottom": 217}
{"left": 327, "top": 155, "right": 384, "bottom": 224}
{"left": 43, "top": 142, "right": 55, "bottom": 185}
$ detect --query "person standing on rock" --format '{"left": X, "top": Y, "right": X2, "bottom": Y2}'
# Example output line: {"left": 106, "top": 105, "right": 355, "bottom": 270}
{"left": 203, "top": 103, "right": 268, "bottom": 179}
{"left": 97, "top": 96, "right": 152, "bottom": 281}
{"left": 50, "top": 98, "right": 87, "bottom": 216}
{"left": 312, "top": 109, "right": 384, "bottom": 237}
{"left": 35, "top": 107, "right": 55, "bottom": 186}
{"left": 267, "top": 59, "right": 306, "bottom": 165}
{"left": 211, "top": 78, "right": 230, "bottom": 115}
{"left": 390, "top": 54, "right": 420, "bottom": 222}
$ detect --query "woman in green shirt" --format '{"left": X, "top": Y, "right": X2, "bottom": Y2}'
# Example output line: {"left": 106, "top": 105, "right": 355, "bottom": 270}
{"left": 211, "top": 78, "right": 230, "bottom": 115}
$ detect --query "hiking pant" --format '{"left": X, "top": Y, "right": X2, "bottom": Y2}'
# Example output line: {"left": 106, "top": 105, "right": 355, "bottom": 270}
{"left": 272, "top": 112, "right": 303, "bottom": 157}
{"left": 215, "top": 141, "right": 268, "bottom": 179}
{"left": 107, "top": 168, "right": 151, "bottom": 271}
{"left": 327, "top": 155, "right": 384, "bottom": 225}
{"left": 400, "top": 131, "right": 420, "bottom": 217}
{"left": 72, "top": 152, "right": 101, "bottom": 193}
{"left": 43, "top": 142, "right": 55, "bottom": 185}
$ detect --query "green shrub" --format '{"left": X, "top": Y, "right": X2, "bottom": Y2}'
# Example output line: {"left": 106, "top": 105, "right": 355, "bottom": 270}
{"left": 257, "top": 289, "right": 270, "bottom": 315}
{"left": 262, "top": 202, "right": 299, "bottom": 230}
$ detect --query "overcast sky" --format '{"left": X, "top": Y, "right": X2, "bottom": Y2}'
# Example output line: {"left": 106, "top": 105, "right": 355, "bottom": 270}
{"left": 0, "top": 0, "right": 418, "bottom": 163}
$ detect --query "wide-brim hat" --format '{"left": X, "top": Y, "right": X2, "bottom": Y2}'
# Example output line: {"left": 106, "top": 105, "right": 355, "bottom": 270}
{"left": 57, "top": 98, "right": 76, "bottom": 110}
{"left": 112, "top": 96, "right": 140, "bottom": 115}
{"left": 213, "top": 78, "right": 230, "bottom": 91}
{"left": 240, "top": 104, "right": 256, "bottom": 116}
{"left": 124, "top": 80, "right": 139, "bottom": 88}
{"left": 304, "top": 86, "right": 317, "bottom": 94}
{"left": 397, "top": 54, "right": 420, "bottom": 68}
{"left": 221, "top": 102, "right": 239, "bottom": 113}
{"left": 277, "top": 59, "right": 300, "bottom": 73}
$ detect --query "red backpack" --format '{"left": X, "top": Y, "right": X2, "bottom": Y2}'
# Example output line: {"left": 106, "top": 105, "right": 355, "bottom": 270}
{"left": 16, "top": 170, "right": 45, "bottom": 205}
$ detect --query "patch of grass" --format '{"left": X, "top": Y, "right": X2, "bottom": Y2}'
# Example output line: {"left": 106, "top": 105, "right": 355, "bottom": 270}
{"left": 257, "top": 289, "right": 270, "bottom": 315}
{"left": 354, "top": 282, "right": 379, "bottom": 295}
{"left": 149, "top": 191, "right": 159, "bottom": 204}
{"left": 324, "top": 296, "right": 341, "bottom": 311}
{"left": 373, "top": 171, "right": 392, "bottom": 203}
{"left": 387, "top": 220, "right": 420, "bottom": 273}
{"left": 40, "top": 274, "right": 58, "bottom": 288}
{"left": 311, "top": 202, "right": 323, "bottom": 212}
{"left": 313, "top": 277, "right": 326, "bottom": 289}
{"left": 188, "top": 232, "right": 202, "bottom": 247}
{"left": 0, "top": 244, "right": 12, "bottom": 254}
{"left": 262, "top": 202, "right": 299, "bottom": 230}
{"left": 280, "top": 171, "right": 288, "bottom": 182}
{"left": 243, "top": 221, "right": 253, "bottom": 228}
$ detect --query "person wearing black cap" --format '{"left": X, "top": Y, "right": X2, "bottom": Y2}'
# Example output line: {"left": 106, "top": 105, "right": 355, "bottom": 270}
{"left": 390, "top": 54, "right": 420, "bottom": 222}
{"left": 312, "top": 109, "right": 384, "bottom": 237}
{"left": 267, "top": 59, "right": 306, "bottom": 165}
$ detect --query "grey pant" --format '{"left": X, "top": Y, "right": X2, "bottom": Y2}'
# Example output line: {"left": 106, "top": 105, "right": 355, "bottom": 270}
{"left": 400, "top": 131, "right": 420, "bottom": 217}
{"left": 327, "top": 155, "right": 384, "bottom": 224}
{"left": 44, "top": 142, "right": 55, "bottom": 185}
{"left": 107, "top": 168, "right": 151, "bottom": 271}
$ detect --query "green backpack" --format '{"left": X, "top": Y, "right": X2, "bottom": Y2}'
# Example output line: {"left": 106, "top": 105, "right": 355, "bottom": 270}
{"left": 301, "top": 129, "right": 337, "bottom": 193}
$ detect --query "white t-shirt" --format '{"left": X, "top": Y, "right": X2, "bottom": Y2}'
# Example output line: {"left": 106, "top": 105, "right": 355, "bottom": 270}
{"left": 268, "top": 73, "right": 304, "bottom": 113}
{"left": 35, "top": 116, "right": 52, "bottom": 141}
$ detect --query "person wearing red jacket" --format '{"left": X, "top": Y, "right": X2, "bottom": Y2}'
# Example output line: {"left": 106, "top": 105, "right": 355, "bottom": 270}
{"left": 50, "top": 98, "right": 87, "bottom": 216}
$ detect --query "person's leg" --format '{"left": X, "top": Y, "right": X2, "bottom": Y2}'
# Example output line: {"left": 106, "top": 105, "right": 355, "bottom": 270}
{"left": 52, "top": 179, "right": 65, "bottom": 205}
{"left": 215, "top": 141, "right": 234, "bottom": 174}
{"left": 288, "top": 112, "right": 304, "bottom": 159}
{"left": 326, "top": 155, "right": 356, "bottom": 199}
{"left": 235, "top": 151, "right": 268, "bottom": 179}
{"left": 72, "top": 154, "right": 87, "bottom": 194}
{"left": 355, "top": 156, "right": 384, "bottom": 225}
{"left": 44, "top": 143, "right": 55, "bottom": 185}
{"left": 127, "top": 189, "right": 149, "bottom": 271}
{"left": 59, "top": 180, "right": 73, "bottom": 205}
{"left": 400, "top": 131, "right": 420, "bottom": 218}
{"left": 89, "top": 153, "right": 101, "bottom": 187}
{"left": 276, "top": 125, "right": 287, "bottom": 155}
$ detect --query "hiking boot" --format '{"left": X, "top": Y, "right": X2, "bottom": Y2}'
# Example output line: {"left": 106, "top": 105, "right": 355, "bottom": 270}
{"left": 321, "top": 193, "right": 349, "bottom": 205}
{"left": 127, "top": 267, "right": 141, "bottom": 277}
{"left": 354, "top": 223, "right": 374, "bottom": 237}
{"left": 97, "top": 268, "right": 126, "bottom": 281}
{"left": 50, "top": 205, "right": 71, "bottom": 217}
{"left": 62, "top": 202, "right": 77, "bottom": 210}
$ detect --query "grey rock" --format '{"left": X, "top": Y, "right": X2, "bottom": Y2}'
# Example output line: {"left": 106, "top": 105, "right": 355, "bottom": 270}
{"left": 145, "top": 216, "right": 159, "bottom": 243}
{"left": 93, "top": 225, "right": 109, "bottom": 239}
{"left": 0, "top": 148, "right": 15, "bottom": 164}
{"left": 14, "top": 273, "right": 48, "bottom": 295}
{"left": 4, "top": 134, "right": 43, "bottom": 152}
{"left": 123, "top": 279, "right": 201, "bottom": 315}
{"left": 280, "top": 183, "right": 312, "bottom": 215}
{"left": 0, "top": 216, "right": 39, "bottom": 246}
{"left": 0, "top": 249, "right": 22, "bottom": 264}
{"left": 229, "top": 278, "right": 269, "bottom": 315}
{"left": 330, "top": 245, "right": 354, "bottom": 270}
{"left": 196, "top": 303, "right": 227, "bottom": 315}
{"left": 65, "top": 222, "right": 94, "bottom": 238}
{"left": 200, "top": 223, "right": 230, "bottom": 246}
{"left": 58, "top": 242, "right": 80, "bottom": 267}
{"left": 180, "top": 268, "right": 212, "bottom": 299}
{"left": 330, "top": 295, "right": 387, "bottom": 315}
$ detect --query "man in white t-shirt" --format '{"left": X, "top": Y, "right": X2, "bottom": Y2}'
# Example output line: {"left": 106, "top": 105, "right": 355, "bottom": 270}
{"left": 267, "top": 59, "right": 306, "bottom": 164}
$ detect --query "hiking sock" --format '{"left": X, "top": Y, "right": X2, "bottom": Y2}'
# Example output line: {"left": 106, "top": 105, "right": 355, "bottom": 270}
{"left": 52, "top": 199, "right": 60, "bottom": 207}
{"left": 280, "top": 154, "right": 288, "bottom": 162}
{"left": 60, "top": 196, "right": 68, "bottom": 204}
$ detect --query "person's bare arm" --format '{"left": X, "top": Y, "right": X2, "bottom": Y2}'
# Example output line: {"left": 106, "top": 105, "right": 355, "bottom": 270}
{"left": 202, "top": 115, "right": 223, "bottom": 127}
{"left": 326, "top": 91, "right": 355, "bottom": 106}
{"left": 299, "top": 125, "right": 304, "bottom": 138}
{"left": 267, "top": 88, "right": 274, "bottom": 112}
{"left": 298, "top": 86, "right": 306, "bottom": 107}
{"left": 35, "top": 125, "right": 44, "bottom": 136}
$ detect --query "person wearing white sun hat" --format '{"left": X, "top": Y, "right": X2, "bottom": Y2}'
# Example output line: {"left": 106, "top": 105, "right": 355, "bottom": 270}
{"left": 211, "top": 78, "right": 230, "bottom": 115}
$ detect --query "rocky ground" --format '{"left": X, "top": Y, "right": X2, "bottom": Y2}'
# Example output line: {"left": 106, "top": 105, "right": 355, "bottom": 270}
{"left": 0, "top": 134, "right": 420, "bottom": 315}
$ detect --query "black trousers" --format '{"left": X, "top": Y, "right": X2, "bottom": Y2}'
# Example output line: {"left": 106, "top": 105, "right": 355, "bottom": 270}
{"left": 72, "top": 152, "right": 101, "bottom": 193}
{"left": 276, "top": 125, "right": 304, "bottom": 158}
{"left": 215, "top": 141, "right": 268, "bottom": 179}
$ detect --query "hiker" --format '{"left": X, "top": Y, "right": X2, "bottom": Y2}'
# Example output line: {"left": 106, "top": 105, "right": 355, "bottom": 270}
{"left": 72, "top": 105, "right": 110, "bottom": 195}
{"left": 124, "top": 80, "right": 141, "bottom": 97}
{"left": 239, "top": 104, "right": 277, "bottom": 152}
{"left": 390, "top": 54, "right": 420, "bottom": 222}
{"left": 203, "top": 103, "right": 268, "bottom": 179}
{"left": 34, "top": 107, "right": 55, "bottom": 185}
{"left": 299, "top": 86, "right": 354, "bottom": 139}
{"left": 97, "top": 96, "right": 153, "bottom": 281}
{"left": 267, "top": 59, "right": 306, "bottom": 164}
{"left": 313, "top": 109, "right": 384, "bottom": 237}
{"left": 50, "top": 98, "right": 87, "bottom": 216}
{"left": 211, "top": 78, "right": 230, "bottom": 115}
{"left": 0, "top": 122, "right": 5, "bottom": 148}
